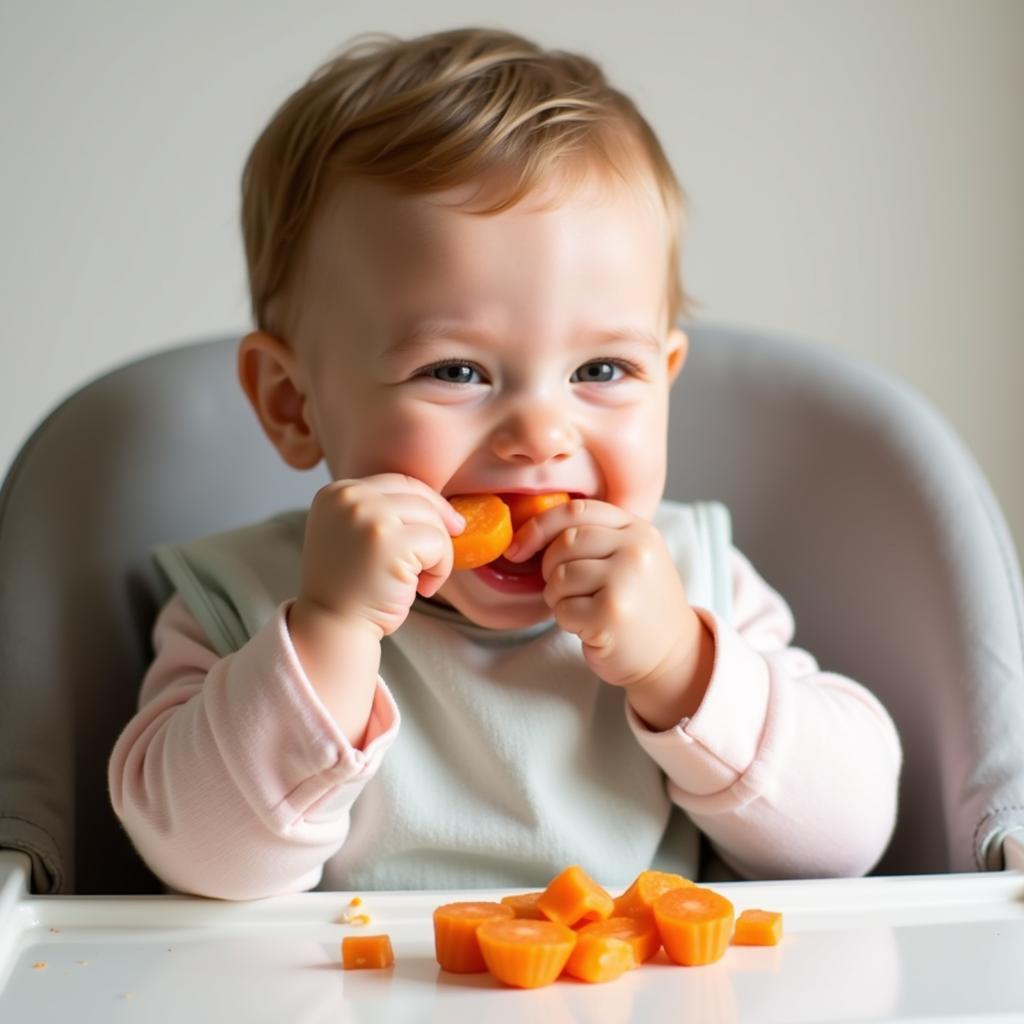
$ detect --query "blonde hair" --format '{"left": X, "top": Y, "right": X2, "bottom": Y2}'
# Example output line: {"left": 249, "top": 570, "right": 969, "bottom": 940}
{"left": 241, "top": 27, "right": 693, "bottom": 336}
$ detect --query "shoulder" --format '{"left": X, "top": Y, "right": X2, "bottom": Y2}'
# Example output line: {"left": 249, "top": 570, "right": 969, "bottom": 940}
{"left": 652, "top": 498, "right": 732, "bottom": 550}
{"left": 153, "top": 509, "right": 307, "bottom": 576}
{"left": 163, "top": 509, "right": 307, "bottom": 556}
{"left": 653, "top": 498, "right": 734, "bottom": 622}
{"left": 150, "top": 509, "right": 308, "bottom": 658}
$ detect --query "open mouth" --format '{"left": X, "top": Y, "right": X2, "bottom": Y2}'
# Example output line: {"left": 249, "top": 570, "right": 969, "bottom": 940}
{"left": 472, "top": 553, "right": 547, "bottom": 594}
{"left": 458, "top": 490, "right": 589, "bottom": 594}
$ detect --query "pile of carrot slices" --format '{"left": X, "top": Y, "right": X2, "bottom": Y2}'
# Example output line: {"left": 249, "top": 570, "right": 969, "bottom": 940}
{"left": 431, "top": 865, "right": 783, "bottom": 988}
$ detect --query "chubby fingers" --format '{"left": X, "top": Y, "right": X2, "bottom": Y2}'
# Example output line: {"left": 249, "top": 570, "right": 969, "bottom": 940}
{"left": 402, "top": 524, "right": 454, "bottom": 598}
{"left": 324, "top": 478, "right": 460, "bottom": 597}
{"left": 362, "top": 473, "right": 466, "bottom": 535}
{"left": 504, "top": 498, "right": 632, "bottom": 564}
{"left": 369, "top": 493, "right": 456, "bottom": 596}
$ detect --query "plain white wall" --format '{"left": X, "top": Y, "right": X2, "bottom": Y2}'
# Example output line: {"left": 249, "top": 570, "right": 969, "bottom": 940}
{"left": 3, "top": 0, "right": 1022, "bottom": 553}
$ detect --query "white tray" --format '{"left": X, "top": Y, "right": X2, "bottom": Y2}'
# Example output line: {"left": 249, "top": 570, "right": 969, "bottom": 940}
{"left": 2, "top": 843, "right": 1024, "bottom": 1023}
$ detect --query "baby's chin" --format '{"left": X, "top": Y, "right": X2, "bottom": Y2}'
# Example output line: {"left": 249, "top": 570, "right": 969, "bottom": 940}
{"left": 428, "top": 575, "right": 555, "bottom": 631}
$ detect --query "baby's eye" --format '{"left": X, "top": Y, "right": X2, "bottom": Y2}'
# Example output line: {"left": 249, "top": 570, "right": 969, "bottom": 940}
{"left": 422, "top": 361, "right": 485, "bottom": 385}
{"left": 571, "top": 360, "right": 626, "bottom": 384}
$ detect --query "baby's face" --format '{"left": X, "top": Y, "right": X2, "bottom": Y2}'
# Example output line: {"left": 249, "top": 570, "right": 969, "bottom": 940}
{"left": 289, "top": 170, "right": 685, "bottom": 629}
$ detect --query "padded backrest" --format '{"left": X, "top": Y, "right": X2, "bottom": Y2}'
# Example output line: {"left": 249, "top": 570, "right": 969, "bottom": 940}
{"left": 1, "top": 325, "right": 1022, "bottom": 892}
{"left": 0, "top": 338, "right": 325, "bottom": 893}
{"left": 669, "top": 325, "right": 1024, "bottom": 876}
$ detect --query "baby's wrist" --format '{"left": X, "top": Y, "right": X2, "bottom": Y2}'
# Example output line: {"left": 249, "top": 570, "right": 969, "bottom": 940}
{"left": 287, "top": 598, "right": 384, "bottom": 747}
{"left": 625, "top": 610, "right": 715, "bottom": 731}
{"left": 291, "top": 593, "right": 383, "bottom": 641}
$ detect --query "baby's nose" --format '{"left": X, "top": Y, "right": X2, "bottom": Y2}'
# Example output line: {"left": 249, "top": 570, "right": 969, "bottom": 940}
{"left": 488, "top": 402, "right": 580, "bottom": 465}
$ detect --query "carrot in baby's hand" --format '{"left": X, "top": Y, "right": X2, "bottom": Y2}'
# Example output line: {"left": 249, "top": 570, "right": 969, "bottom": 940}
{"left": 501, "top": 892, "right": 547, "bottom": 920}
{"left": 653, "top": 886, "right": 735, "bottom": 966}
{"left": 477, "top": 918, "right": 577, "bottom": 988}
{"left": 562, "top": 930, "right": 636, "bottom": 984}
{"left": 537, "top": 865, "right": 614, "bottom": 928}
{"left": 504, "top": 492, "right": 571, "bottom": 531}
{"left": 613, "top": 870, "right": 694, "bottom": 922}
{"left": 341, "top": 934, "right": 394, "bottom": 970}
{"left": 576, "top": 915, "right": 661, "bottom": 965}
{"left": 733, "top": 909, "right": 783, "bottom": 946}
{"left": 433, "top": 901, "right": 515, "bottom": 973}
{"left": 450, "top": 495, "right": 513, "bottom": 570}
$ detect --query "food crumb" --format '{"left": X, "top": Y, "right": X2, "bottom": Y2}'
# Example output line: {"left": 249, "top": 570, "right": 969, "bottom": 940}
{"left": 49, "top": 927, "right": 61, "bottom": 933}
{"left": 343, "top": 912, "right": 371, "bottom": 926}
{"left": 348, "top": 896, "right": 363, "bottom": 907}
{"left": 32, "top": 962, "right": 46, "bottom": 970}
{"left": 76, "top": 960, "right": 89, "bottom": 966}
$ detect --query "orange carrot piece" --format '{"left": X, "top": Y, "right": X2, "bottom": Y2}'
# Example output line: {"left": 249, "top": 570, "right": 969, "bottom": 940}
{"left": 477, "top": 918, "right": 577, "bottom": 988}
{"left": 501, "top": 892, "right": 547, "bottom": 920}
{"left": 537, "top": 865, "right": 614, "bottom": 928}
{"left": 433, "top": 901, "right": 514, "bottom": 973}
{"left": 503, "top": 492, "right": 572, "bottom": 531}
{"left": 653, "top": 886, "right": 735, "bottom": 966}
{"left": 563, "top": 930, "right": 635, "bottom": 983}
{"left": 733, "top": 909, "right": 783, "bottom": 946}
{"left": 341, "top": 934, "right": 394, "bottom": 970}
{"left": 450, "top": 495, "right": 513, "bottom": 570}
{"left": 577, "top": 915, "right": 661, "bottom": 964}
{"left": 613, "top": 870, "right": 694, "bottom": 922}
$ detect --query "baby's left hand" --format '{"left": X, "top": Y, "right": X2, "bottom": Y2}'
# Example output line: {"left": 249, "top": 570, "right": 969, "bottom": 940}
{"left": 505, "top": 499, "right": 712, "bottom": 721}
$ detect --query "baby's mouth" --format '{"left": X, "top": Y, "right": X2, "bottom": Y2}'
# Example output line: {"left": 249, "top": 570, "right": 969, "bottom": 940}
{"left": 487, "top": 550, "right": 545, "bottom": 578}
{"left": 471, "top": 548, "right": 548, "bottom": 594}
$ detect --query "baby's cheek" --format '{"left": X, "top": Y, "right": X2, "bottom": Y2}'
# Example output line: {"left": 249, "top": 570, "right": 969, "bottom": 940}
{"left": 345, "top": 411, "right": 467, "bottom": 488}
{"left": 592, "top": 419, "right": 667, "bottom": 518}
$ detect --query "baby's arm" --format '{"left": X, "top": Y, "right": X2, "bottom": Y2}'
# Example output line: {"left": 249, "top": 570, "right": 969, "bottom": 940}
{"left": 110, "top": 474, "right": 460, "bottom": 899}
{"left": 627, "top": 547, "right": 902, "bottom": 879}
{"left": 108, "top": 593, "right": 398, "bottom": 900}
{"left": 287, "top": 474, "right": 463, "bottom": 746}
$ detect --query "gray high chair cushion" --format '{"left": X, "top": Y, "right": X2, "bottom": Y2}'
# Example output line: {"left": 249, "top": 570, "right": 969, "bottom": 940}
{"left": 1, "top": 324, "right": 1021, "bottom": 894}
{"left": 0, "top": 338, "right": 324, "bottom": 894}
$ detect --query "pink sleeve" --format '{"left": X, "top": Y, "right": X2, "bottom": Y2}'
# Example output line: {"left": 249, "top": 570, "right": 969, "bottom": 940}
{"left": 107, "top": 594, "right": 399, "bottom": 900}
{"left": 627, "top": 547, "right": 902, "bottom": 879}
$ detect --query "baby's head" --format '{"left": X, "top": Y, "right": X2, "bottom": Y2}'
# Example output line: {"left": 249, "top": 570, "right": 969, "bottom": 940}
{"left": 238, "top": 27, "right": 693, "bottom": 625}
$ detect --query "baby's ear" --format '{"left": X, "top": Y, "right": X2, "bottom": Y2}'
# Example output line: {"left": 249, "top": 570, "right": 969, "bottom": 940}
{"left": 237, "top": 331, "right": 323, "bottom": 470}
{"left": 665, "top": 327, "right": 689, "bottom": 384}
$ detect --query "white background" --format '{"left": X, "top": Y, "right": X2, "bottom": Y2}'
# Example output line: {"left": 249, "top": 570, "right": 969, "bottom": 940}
{"left": 2, "top": 0, "right": 1021, "bottom": 552}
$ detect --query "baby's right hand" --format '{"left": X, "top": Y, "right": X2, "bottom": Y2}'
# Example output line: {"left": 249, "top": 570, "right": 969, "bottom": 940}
{"left": 295, "top": 474, "right": 465, "bottom": 638}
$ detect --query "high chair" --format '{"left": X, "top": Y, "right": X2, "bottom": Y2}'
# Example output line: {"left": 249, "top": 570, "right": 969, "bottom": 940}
{"left": 0, "top": 324, "right": 1021, "bottom": 894}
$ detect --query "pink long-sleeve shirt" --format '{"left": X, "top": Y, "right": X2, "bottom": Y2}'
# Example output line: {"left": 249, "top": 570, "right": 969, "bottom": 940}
{"left": 109, "top": 545, "right": 901, "bottom": 900}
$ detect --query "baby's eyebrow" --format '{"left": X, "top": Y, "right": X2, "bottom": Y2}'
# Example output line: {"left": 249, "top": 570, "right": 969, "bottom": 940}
{"left": 382, "top": 320, "right": 496, "bottom": 357}
{"left": 586, "top": 327, "right": 664, "bottom": 353}
{"left": 383, "top": 320, "right": 663, "bottom": 356}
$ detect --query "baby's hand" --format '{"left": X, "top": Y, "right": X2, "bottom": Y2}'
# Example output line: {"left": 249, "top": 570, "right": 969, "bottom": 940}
{"left": 506, "top": 499, "right": 712, "bottom": 722}
{"left": 295, "top": 474, "right": 464, "bottom": 639}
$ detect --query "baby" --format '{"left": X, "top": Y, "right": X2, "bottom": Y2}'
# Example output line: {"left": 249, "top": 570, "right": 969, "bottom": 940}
{"left": 109, "top": 27, "right": 901, "bottom": 899}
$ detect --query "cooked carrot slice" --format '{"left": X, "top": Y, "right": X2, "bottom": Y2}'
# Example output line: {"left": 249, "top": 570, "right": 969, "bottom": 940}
{"left": 613, "top": 870, "right": 694, "bottom": 922}
{"left": 537, "top": 865, "right": 614, "bottom": 927}
{"left": 503, "top": 492, "right": 571, "bottom": 531}
{"left": 477, "top": 918, "right": 577, "bottom": 988}
{"left": 733, "top": 909, "right": 783, "bottom": 946}
{"left": 501, "top": 892, "right": 547, "bottom": 920}
{"left": 450, "top": 494, "right": 513, "bottom": 570}
{"left": 341, "top": 934, "right": 394, "bottom": 970}
{"left": 433, "top": 901, "right": 514, "bottom": 973}
{"left": 577, "top": 915, "right": 661, "bottom": 964}
{"left": 653, "top": 886, "right": 735, "bottom": 966}
{"left": 563, "top": 930, "right": 635, "bottom": 983}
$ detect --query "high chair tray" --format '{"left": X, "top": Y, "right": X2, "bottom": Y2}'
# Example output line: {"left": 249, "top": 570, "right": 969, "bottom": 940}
{"left": 2, "top": 848, "right": 1023, "bottom": 1023}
